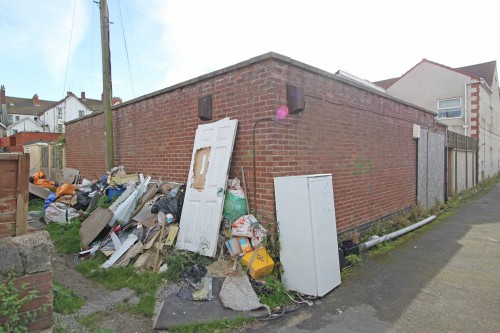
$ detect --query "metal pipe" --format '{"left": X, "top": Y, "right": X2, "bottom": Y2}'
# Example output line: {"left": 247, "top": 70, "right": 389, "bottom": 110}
{"left": 360, "top": 215, "right": 436, "bottom": 251}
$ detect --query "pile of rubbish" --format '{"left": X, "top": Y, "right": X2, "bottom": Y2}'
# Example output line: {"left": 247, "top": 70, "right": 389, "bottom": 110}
{"left": 32, "top": 168, "right": 275, "bottom": 280}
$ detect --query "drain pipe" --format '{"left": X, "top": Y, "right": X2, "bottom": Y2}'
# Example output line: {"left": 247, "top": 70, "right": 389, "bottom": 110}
{"left": 360, "top": 215, "right": 437, "bottom": 251}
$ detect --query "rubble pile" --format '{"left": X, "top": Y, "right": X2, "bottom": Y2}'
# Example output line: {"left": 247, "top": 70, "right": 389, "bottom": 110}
{"left": 30, "top": 166, "right": 276, "bottom": 315}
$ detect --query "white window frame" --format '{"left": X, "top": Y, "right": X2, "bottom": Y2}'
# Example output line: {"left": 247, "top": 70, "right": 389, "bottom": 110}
{"left": 78, "top": 110, "right": 84, "bottom": 117}
{"left": 57, "top": 107, "right": 63, "bottom": 119}
{"left": 437, "top": 98, "right": 462, "bottom": 119}
{"left": 57, "top": 123, "right": 63, "bottom": 132}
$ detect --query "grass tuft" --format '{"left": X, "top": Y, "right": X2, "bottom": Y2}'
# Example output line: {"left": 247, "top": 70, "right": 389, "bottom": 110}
{"left": 45, "top": 220, "right": 82, "bottom": 254}
{"left": 28, "top": 198, "right": 45, "bottom": 212}
{"left": 53, "top": 281, "right": 84, "bottom": 314}
{"left": 255, "top": 275, "right": 289, "bottom": 310}
{"left": 169, "top": 317, "right": 254, "bottom": 333}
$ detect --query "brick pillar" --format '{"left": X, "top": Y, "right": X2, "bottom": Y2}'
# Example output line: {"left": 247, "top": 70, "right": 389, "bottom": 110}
{"left": 0, "top": 231, "right": 54, "bottom": 332}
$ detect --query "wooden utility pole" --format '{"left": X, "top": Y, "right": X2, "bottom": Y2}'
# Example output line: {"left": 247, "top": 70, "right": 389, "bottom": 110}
{"left": 100, "top": 0, "right": 114, "bottom": 171}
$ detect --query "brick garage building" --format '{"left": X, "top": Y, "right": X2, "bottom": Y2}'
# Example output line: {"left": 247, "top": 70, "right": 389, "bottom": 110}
{"left": 66, "top": 53, "right": 446, "bottom": 232}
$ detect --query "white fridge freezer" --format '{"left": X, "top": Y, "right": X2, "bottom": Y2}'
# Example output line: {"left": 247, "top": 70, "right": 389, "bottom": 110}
{"left": 274, "top": 174, "right": 341, "bottom": 297}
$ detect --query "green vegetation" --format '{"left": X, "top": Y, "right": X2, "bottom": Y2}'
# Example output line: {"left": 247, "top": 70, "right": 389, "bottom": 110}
{"left": 45, "top": 219, "right": 82, "bottom": 254}
{"left": 169, "top": 317, "right": 254, "bottom": 333}
{"left": 164, "top": 249, "right": 215, "bottom": 283}
{"left": 0, "top": 269, "right": 45, "bottom": 333}
{"left": 97, "top": 195, "right": 111, "bottom": 209}
{"left": 345, "top": 254, "right": 362, "bottom": 266}
{"left": 52, "top": 281, "right": 84, "bottom": 314}
{"left": 256, "top": 275, "right": 289, "bottom": 310}
{"left": 77, "top": 312, "right": 115, "bottom": 333}
{"left": 75, "top": 254, "right": 164, "bottom": 316}
{"left": 28, "top": 198, "right": 45, "bottom": 212}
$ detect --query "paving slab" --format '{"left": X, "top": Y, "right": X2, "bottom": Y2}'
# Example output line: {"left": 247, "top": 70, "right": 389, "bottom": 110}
{"left": 153, "top": 277, "right": 268, "bottom": 330}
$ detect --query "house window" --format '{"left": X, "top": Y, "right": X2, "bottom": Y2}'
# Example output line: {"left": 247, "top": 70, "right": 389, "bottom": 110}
{"left": 57, "top": 123, "right": 63, "bottom": 132}
{"left": 8, "top": 115, "right": 13, "bottom": 124}
{"left": 79, "top": 110, "right": 84, "bottom": 117}
{"left": 12, "top": 129, "right": 18, "bottom": 134}
{"left": 34, "top": 116, "right": 38, "bottom": 122}
{"left": 15, "top": 115, "right": 20, "bottom": 121}
{"left": 438, "top": 98, "right": 461, "bottom": 119}
{"left": 57, "top": 107, "right": 63, "bottom": 119}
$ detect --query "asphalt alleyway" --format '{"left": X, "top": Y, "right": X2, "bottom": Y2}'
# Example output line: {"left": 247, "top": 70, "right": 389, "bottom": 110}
{"left": 243, "top": 183, "right": 500, "bottom": 332}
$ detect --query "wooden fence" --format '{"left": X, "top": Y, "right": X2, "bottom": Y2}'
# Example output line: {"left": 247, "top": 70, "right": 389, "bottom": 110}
{"left": 0, "top": 153, "right": 29, "bottom": 238}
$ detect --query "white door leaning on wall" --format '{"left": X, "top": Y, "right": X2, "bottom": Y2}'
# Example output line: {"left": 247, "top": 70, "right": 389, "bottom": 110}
{"left": 176, "top": 117, "right": 238, "bottom": 257}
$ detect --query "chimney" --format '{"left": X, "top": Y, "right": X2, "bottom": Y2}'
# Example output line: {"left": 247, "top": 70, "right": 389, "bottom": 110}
{"left": 112, "top": 97, "right": 123, "bottom": 105}
{"left": 81, "top": 91, "right": 86, "bottom": 101}
{"left": 67, "top": 91, "right": 72, "bottom": 97}
{"left": 33, "top": 94, "right": 40, "bottom": 106}
{"left": 0, "top": 85, "right": 5, "bottom": 105}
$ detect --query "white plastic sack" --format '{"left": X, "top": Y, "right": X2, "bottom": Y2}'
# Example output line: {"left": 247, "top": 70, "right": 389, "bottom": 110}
{"left": 44, "top": 202, "right": 80, "bottom": 224}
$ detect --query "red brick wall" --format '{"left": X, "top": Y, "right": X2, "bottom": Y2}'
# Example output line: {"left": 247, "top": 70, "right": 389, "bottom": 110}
{"left": 0, "top": 269, "right": 53, "bottom": 332}
{"left": 0, "top": 132, "right": 60, "bottom": 152}
{"left": 66, "top": 55, "right": 444, "bottom": 232}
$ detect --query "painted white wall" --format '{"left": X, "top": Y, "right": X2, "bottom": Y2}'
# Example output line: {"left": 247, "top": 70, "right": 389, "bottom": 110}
{"left": 7, "top": 117, "right": 45, "bottom": 136}
{"left": 39, "top": 94, "right": 93, "bottom": 133}
{"left": 387, "top": 61, "right": 500, "bottom": 181}
{"left": 477, "top": 69, "right": 500, "bottom": 179}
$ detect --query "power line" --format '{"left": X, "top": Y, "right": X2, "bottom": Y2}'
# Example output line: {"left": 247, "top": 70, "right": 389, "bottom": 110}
{"left": 62, "top": 0, "right": 78, "bottom": 98}
{"left": 124, "top": 0, "right": 144, "bottom": 95}
{"left": 115, "top": 0, "right": 135, "bottom": 97}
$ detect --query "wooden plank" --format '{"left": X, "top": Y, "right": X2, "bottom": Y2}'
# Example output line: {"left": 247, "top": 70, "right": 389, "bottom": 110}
{"left": 63, "top": 167, "right": 81, "bottom": 184}
{"left": 115, "top": 241, "right": 144, "bottom": 267}
{"left": 15, "top": 154, "right": 29, "bottom": 236}
{"left": 0, "top": 153, "right": 21, "bottom": 161}
{"left": 132, "top": 182, "right": 160, "bottom": 217}
{"left": 79, "top": 208, "right": 113, "bottom": 247}
{"left": 0, "top": 221, "right": 15, "bottom": 238}
{"left": 29, "top": 183, "right": 51, "bottom": 200}
{"left": 165, "top": 226, "right": 179, "bottom": 246}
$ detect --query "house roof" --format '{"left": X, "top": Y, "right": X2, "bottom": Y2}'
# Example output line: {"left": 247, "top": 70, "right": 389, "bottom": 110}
{"left": 7, "top": 116, "right": 45, "bottom": 129}
{"left": 5, "top": 92, "right": 104, "bottom": 116}
{"left": 374, "top": 59, "right": 498, "bottom": 89}
{"left": 455, "top": 61, "right": 497, "bottom": 87}
{"left": 5, "top": 96, "right": 56, "bottom": 116}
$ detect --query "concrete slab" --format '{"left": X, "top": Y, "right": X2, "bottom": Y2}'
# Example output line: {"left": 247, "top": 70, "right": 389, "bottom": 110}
{"left": 153, "top": 277, "right": 268, "bottom": 330}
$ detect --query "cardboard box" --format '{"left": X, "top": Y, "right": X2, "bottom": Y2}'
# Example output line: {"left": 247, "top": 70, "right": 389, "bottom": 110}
{"left": 241, "top": 247, "right": 275, "bottom": 279}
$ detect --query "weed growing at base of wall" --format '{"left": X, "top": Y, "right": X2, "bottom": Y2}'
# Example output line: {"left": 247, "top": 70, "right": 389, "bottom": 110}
{"left": 0, "top": 269, "right": 45, "bottom": 333}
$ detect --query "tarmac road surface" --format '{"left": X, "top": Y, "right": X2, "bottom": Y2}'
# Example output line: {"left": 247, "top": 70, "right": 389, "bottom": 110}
{"left": 243, "top": 183, "right": 500, "bottom": 332}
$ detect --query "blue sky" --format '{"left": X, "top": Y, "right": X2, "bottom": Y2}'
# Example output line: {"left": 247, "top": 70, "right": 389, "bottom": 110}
{"left": 1, "top": 0, "right": 499, "bottom": 103}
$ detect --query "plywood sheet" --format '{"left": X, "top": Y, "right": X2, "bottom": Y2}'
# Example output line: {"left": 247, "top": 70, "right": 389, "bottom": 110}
{"left": 79, "top": 207, "right": 113, "bottom": 247}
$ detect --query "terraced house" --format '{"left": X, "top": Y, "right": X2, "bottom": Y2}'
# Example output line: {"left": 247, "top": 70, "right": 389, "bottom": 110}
{"left": 375, "top": 59, "right": 500, "bottom": 184}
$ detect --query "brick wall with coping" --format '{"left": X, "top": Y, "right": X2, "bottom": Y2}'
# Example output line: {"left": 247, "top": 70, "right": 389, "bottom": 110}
{"left": 66, "top": 53, "right": 445, "bottom": 232}
{"left": 0, "top": 231, "right": 54, "bottom": 332}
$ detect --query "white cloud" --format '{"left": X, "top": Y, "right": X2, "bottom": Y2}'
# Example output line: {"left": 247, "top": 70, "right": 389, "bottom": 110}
{"left": 0, "top": 0, "right": 89, "bottom": 82}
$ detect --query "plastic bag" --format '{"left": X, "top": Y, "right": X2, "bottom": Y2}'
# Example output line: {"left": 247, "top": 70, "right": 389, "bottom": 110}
{"left": 44, "top": 192, "right": 57, "bottom": 210}
{"left": 232, "top": 214, "right": 258, "bottom": 238}
{"left": 222, "top": 178, "right": 248, "bottom": 222}
{"left": 251, "top": 223, "right": 268, "bottom": 248}
{"left": 44, "top": 203, "right": 80, "bottom": 224}
{"left": 56, "top": 184, "right": 78, "bottom": 198}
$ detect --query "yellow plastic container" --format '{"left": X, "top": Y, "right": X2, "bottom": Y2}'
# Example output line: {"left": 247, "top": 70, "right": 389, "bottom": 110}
{"left": 241, "top": 247, "right": 275, "bottom": 279}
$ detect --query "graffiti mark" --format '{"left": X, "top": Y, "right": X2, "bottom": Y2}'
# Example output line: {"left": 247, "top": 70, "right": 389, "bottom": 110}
{"left": 353, "top": 157, "right": 374, "bottom": 175}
